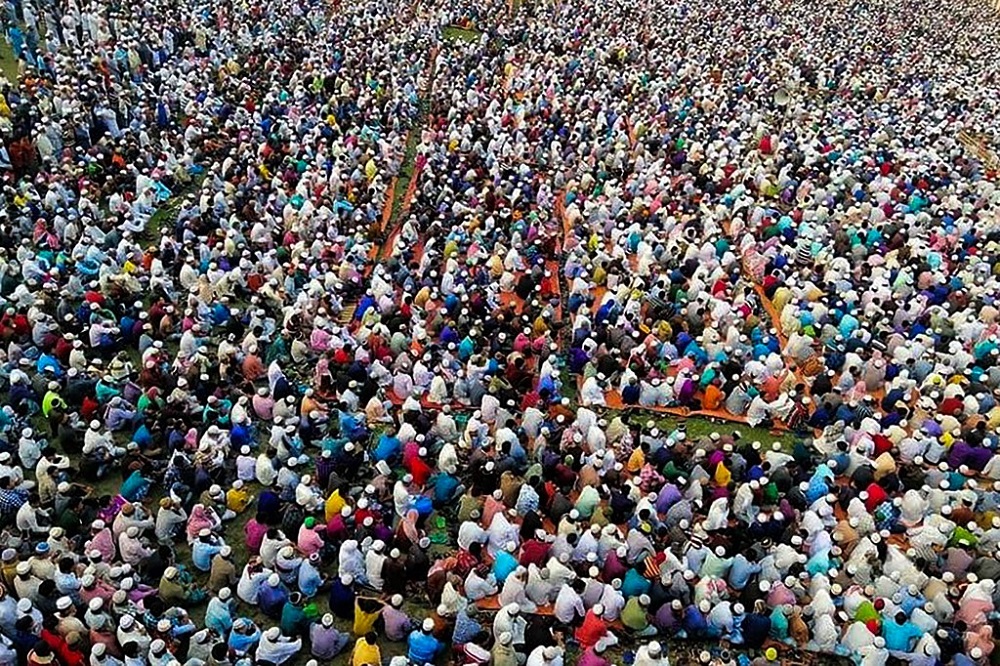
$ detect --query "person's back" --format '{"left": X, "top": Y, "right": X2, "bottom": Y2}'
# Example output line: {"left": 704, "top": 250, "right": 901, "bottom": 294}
{"left": 351, "top": 633, "right": 381, "bottom": 666}
{"left": 882, "top": 613, "right": 920, "bottom": 652}
{"left": 407, "top": 623, "right": 441, "bottom": 665}
{"left": 742, "top": 610, "right": 772, "bottom": 649}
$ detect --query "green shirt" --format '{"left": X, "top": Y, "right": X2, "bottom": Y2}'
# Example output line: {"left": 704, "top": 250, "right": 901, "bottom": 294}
{"left": 42, "top": 390, "right": 66, "bottom": 417}
{"left": 621, "top": 597, "right": 649, "bottom": 631}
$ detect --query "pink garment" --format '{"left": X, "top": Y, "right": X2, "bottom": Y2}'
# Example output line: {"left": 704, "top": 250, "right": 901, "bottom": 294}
{"left": 670, "top": 356, "right": 696, "bottom": 372}
{"left": 964, "top": 625, "right": 994, "bottom": 659}
{"left": 767, "top": 583, "right": 797, "bottom": 608}
{"left": 127, "top": 584, "right": 159, "bottom": 602}
{"left": 252, "top": 395, "right": 274, "bottom": 420}
{"left": 81, "top": 580, "right": 117, "bottom": 605}
{"left": 97, "top": 496, "right": 128, "bottom": 524}
{"left": 310, "top": 328, "right": 332, "bottom": 352}
{"left": 481, "top": 495, "right": 506, "bottom": 528}
{"left": 186, "top": 505, "right": 215, "bottom": 542}
{"left": 89, "top": 631, "right": 121, "bottom": 658}
{"left": 326, "top": 515, "right": 349, "bottom": 543}
{"left": 955, "top": 597, "right": 993, "bottom": 630}
{"left": 244, "top": 518, "right": 269, "bottom": 555}
{"left": 400, "top": 510, "right": 420, "bottom": 545}
{"left": 86, "top": 528, "right": 116, "bottom": 562}
{"left": 297, "top": 526, "right": 325, "bottom": 556}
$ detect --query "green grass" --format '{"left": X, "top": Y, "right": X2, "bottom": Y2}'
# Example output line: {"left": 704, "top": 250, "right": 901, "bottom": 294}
{"left": 389, "top": 127, "right": 421, "bottom": 224}
{"left": 557, "top": 374, "right": 798, "bottom": 451}
{"left": 647, "top": 413, "right": 798, "bottom": 450}
{"left": 0, "top": 38, "right": 20, "bottom": 83}
{"left": 442, "top": 25, "right": 482, "bottom": 43}
{"left": 596, "top": 410, "right": 799, "bottom": 452}
{"left": 143, "top": 172, "right": 207, "bottom": 242}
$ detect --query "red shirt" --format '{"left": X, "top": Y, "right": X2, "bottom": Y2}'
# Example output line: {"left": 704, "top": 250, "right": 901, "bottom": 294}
{"left": 40, "top": 628, "right": 86, "bottom": 666}
{"left": 864, "top": 483, "right": 888, "bottom": 512}
{"left": 54, "top": 337, "right": 74, "bottom": 362}
{"left": 408, "top": 457, "right": 433, "bottom": 487}
{"left": 575, "top": 611, "right": 609, "bottom": 649}
{"left": 872, "top": 434, "right": 893, "bottom": 457}
{"left": 939, "top": 397, "right": 964, "bottom": 416}
{"left": 518, "top": 539, "right": 550, "bottom": 568}
{"left": 83, "top": 290, "right": 105, "bottom": 306}
{"left": 81, "top": 396, "right": 100, "bottom": 420}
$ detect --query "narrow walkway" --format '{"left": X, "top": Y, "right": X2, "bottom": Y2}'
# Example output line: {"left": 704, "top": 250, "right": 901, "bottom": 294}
{"left": 339, "top": 25, "right": 444, "bottom": 324}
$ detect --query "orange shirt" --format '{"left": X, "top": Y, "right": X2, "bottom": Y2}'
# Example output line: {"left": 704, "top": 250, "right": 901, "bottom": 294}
{"left": 702, "top": 384, "right": 724, "bottom": 411}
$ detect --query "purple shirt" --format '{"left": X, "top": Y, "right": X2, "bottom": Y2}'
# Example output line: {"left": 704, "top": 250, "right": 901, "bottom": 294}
{"left": 382, "top": 606, "right": 413, "bottom": 641}
{"left": 655, "top": 484, "right": 682, "bottom": 514}
{"left": 310, "top": 624, "right": 348, "bottom": 659}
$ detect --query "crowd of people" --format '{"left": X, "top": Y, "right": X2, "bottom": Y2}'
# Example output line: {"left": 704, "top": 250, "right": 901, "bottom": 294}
{"left": 1, "top": 0, "right": 1000, "bottom": 663}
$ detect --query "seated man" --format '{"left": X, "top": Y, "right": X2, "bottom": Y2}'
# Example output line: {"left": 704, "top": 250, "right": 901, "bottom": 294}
{"left": 407, "top": 618, "right": 443, "bottom": 665}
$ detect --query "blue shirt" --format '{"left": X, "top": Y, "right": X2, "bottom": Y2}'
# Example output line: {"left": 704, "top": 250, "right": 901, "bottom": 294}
{"left": 882, "top": 619, "right": 922, "bottom": 652}
{"left": 407, "top": 631, "right": 441, "bottom": 664}
{"left": 258, "top": 583, "right": 288, "bottom": 617}
{"left": 0, "top": 489, "right": 27, "bottom": 516}
{"left": 206, "top": 597, "right": 234, "bottom": 635}
{"left": 258, "top": 491, "right": 281, "bottom": 516}
{"left": 516, "top": 485, "right": 540, "bottom": 515}
{"left": 433, "top": 473, "right": 460, "bottom": 504}
{"left": 493, "top": 551, "right": 518, "bottom": 584}
{"left": 683, "top": 606, "right": 708, "bottom": 636}
{"left": 727, "top": 555, "right": 759, "bottom": 590}
{"left": 452, "top": 610, "right": 482, "bottom": 645}
{"left": 133, "top": 424, "right": 153, "bottom": 448}
{"left": 298, "top": 561, "right": 323, "bottom": 597}
{"left": 192, "top": 541, "right": 223, "bottom": 571}
{"left": 231, "top": 423, "right": 251, "bottom": 448}
{"left": 373, "top": 433, "right": 401, "bottom": 462}
{"left": 119, "top": 471, "right": 150, "bottom": 502}
{"left": 36, "top": 354, "right": 63, "bottom": 376}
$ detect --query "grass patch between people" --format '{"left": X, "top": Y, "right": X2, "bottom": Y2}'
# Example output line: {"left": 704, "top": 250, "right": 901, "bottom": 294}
{"left": 442, "top": 25, "right": 482, "bottom": 43}
{"left": 0, "top": 40, "right": 20, "bottom": 84}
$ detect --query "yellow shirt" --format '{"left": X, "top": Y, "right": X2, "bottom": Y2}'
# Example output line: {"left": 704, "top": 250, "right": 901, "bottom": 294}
{"left": 352, "top": 639, "right": 381, "bottom": 666}
{"left": 486, "top": 254, "right": 504, "bottom": 277}
{"left": 532, "top": 315, "right": 549, "bottom": 336}
{"left": 627, "top": 448, "right": 645, "bottom": 473}
{"left": 353, "top": 602, "right": 381, "bottom": 638}
{"left": 227, "top": 488, "right": 252, "bottom": 513}
{"left": 714, "top": 462, "right": 732, "bottom": 487}
{"left": 324, "top": 489, "right": 346, "bottom": 522}
{"left": 987, "top": 406, "right": 1000, "bottom": 430}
